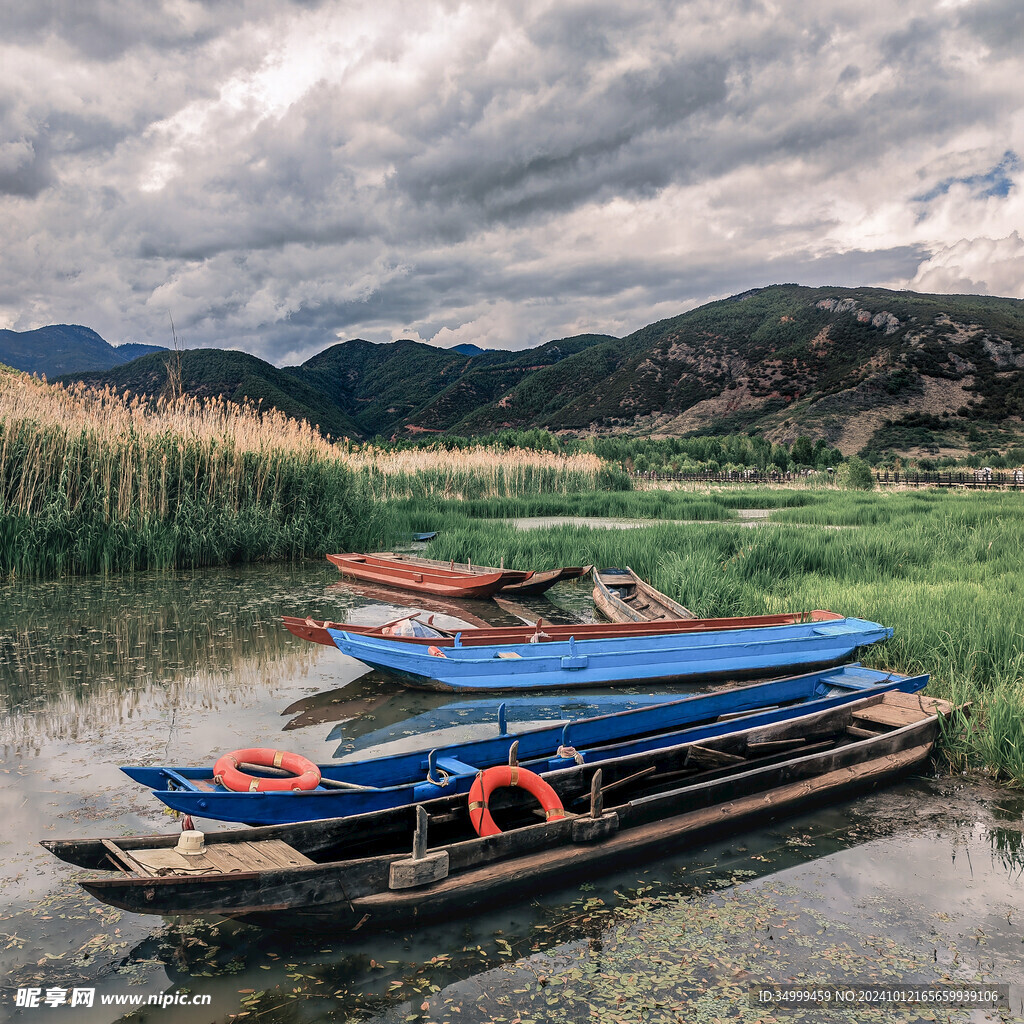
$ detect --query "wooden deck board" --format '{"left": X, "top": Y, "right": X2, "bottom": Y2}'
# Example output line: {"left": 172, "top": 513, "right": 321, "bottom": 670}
{"left": 116, "top": 839, "right": 314, "bottom": 877}
{"left": 851, "top": 704, "right": 927, "bottom": 727}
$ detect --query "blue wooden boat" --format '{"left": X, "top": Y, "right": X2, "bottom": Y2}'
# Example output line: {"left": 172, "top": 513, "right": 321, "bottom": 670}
{"left": 327, "top": 616, "right": 892, "bottom": 692}
{"left": 121, "top": 663, "right": 923, "bottom": 825}
{"left": 328, "top": 691, "right": 691, "bottom": 756}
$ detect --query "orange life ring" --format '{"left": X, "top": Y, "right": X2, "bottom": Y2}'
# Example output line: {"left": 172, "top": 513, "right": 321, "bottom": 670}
{"left": 213, "top": 748, "right": 321, "bottom": 793}
{"left": 427, "top": 645, "right": 447, "bottom": 658}
{"left": 467, "top": 765, "right": 566, "bottom": 837}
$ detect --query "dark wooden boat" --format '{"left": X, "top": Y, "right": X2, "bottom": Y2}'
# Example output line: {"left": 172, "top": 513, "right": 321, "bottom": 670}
{"left": 44, "top": 691, "right": 952, "bottom": 930}
{"left": 287, "top": 609, "right": 847, "bottom": 649}
{"left": 594, "top": 567, "right": 695, "bottom": 622}
{"left": 327, "top": 553, "right": 529, "bottom": 599}
{"left": 370, "top": 553, "right": 592, "bottom": 596}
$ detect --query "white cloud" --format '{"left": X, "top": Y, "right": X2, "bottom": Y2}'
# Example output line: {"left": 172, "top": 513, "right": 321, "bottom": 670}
{"left": 1, "top": 0, "right": 1022, "bottom": 361}
{"left": 906, "top": 232, "right": 1024, "bottom": 297}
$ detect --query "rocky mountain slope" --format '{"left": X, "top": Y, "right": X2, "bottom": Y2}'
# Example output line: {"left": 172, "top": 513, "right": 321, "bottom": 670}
{"left": 41, "top": 285, "right": 1024, "bottom": 457}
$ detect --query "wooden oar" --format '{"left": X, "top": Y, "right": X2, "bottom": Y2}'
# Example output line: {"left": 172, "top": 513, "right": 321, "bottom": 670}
{"left": 237, "top": 763, "right": 377, "bottom": 792}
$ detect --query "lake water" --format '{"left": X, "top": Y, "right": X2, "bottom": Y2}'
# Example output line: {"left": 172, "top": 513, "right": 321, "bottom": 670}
{"left": 1, "top": 565, "right": 1021, "bottom": 1022}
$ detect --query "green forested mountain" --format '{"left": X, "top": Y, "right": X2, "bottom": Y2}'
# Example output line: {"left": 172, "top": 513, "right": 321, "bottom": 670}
{"left": 66, "top": 349, "right": 362, "bottom": 439}
{"left": 47, "top": 285, "right": 1024, "bottom": 456}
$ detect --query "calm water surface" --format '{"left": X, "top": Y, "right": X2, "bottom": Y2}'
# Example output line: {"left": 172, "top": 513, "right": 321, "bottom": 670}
{"left": 1, "top": 565, "right": 1021, "bottom": 1022}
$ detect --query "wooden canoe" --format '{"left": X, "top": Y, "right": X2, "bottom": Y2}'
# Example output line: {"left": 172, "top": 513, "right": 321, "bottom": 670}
{"left": 328, "top": 616, "right": 892, "bottom": 691}
{"left": 594, "top": 567, "right": 695, "bottom": 622}
{"left": 327, "top": 553, "right": 529, "bottom": 599}
{"left": 293, "top": 609, "right": 847, "bottom": 649}
{"left": 370, "top": 553, "right": 592, "bottom": 596}
{"left": 120, "top": 664, "right": 927, "bottom": 825}
{"left": 46, "top": 691, "right": 954, "bottom": 929}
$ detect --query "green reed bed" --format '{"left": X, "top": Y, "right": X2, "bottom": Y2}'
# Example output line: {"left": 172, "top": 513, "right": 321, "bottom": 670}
{"left": 425, "top": 493, "right": 1024, "bottom": 786}
{"left": 0, "top": 421, "right": 393, "bottom": 576}
{"left": 0, "top": 373, "right": 629, "bottom": 577}
{"left": 392, "top": 488, "right": 735, "bottom": 524}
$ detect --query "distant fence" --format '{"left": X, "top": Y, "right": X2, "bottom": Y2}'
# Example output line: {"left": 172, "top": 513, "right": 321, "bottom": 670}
{"left": 634, "top": 469, "right": 828, "bottom": 484}
{"left": 874, "top": 469, "right": 1024, "bottom": 490}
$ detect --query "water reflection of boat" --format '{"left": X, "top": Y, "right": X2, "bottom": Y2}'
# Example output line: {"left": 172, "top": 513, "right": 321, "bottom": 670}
{"left": 46, "top": 690, "right": 954, "bottom": 929}
{"left": 280, "top": 679, "right": 402, "bottom": 731}
{"left": 120, "top": 664, "right": 924, "bottom": 824}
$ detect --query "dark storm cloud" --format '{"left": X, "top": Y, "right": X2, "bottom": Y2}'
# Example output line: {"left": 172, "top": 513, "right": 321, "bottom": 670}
{"left": 391, "top": 55, "right": 729, "bottom": 221}
{"left": 0, "top": 0, "right": 326, "bottom": 60}
{"left": 958, "top": 0, "right": 1024, "bottom": 55}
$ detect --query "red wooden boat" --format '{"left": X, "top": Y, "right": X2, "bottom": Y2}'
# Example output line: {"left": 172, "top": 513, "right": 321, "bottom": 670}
{"left": 285, "top": 609, "right": 845, "bottom": 649}
{"left": 327, "top": 553, "right": 530, "bottom": 599}
{"left": 368, "top": 553, "right": 592, "bottom": 596}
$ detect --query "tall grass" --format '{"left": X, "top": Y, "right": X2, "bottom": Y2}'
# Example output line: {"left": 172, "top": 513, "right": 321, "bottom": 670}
{"left": 424, "top": 493, "right": 1024, "bottom": 787}
{"left": 344, "top": 444, "right": 629, "bottom": 499}
{"left": 0, "top": 371, "right": 624, "bottom": 576}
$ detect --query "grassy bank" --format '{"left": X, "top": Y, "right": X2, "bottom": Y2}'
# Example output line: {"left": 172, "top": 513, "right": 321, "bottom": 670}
{"left": 0, "top": 372, "right": 620, "bottom": 576}
{"left": 422, "top": 489, "right": 1024, "bottom": 787}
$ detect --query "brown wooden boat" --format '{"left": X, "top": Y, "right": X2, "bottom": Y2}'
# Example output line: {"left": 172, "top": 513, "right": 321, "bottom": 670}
{"left": 327, "top": 553, "right": 528, "bottom": 599}
{"left": 286, "top": 608, "right": 844, "bottom": 649}
{"left": 370, "top": 553, "right": 592, "bottom": 596}
{"left": 594, "top": 567, "right": 695, "bottom": 622}
{"left": 42, "top": 691, "right": 954, "bottom": 930}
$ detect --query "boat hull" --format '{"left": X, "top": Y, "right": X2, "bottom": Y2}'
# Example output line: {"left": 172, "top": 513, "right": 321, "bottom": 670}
{"left": 368, "top": 553, "right": 591, "bottom": 596}
{"left": 329, "top": 617, "right": 893, "bottom": 692}
{"left": 53, "top": 692, "right": 952, "bottom": 929}
{"left": 327, "top": 553, "right": 518, "bottom": 598}
{"left": 593, "top": 566, "right": 694, "bottom": 622}
{"left": 123, "top": 664, "right": 921, "bottom": 824}
{"left": 308, "top": 609, "right": 847, "bottom": 649}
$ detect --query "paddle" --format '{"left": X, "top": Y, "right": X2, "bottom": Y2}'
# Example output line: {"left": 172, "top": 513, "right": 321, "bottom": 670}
{"left": 236, "top": 762, "right": 377, "bottom": 792}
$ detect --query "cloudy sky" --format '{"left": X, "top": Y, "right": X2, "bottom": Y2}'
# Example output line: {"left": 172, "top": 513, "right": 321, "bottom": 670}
{"left": 2, "top": 0, "right": 1022, "bottom": 365}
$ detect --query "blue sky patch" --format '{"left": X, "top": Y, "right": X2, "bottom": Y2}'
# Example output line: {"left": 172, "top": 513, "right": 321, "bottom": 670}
{"left": 915, "top": 151, "right": 1020, "bottom": 203}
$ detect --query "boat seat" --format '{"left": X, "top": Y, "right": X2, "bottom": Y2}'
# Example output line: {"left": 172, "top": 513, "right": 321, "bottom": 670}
{"left": 432, "top": 756, "right": 480, "bottom": 776}
{"left": 851, "top": 704, "right": 927, "bottom": 728}
{"left": 102, "top": 839, "right": 314, "bottom": 877}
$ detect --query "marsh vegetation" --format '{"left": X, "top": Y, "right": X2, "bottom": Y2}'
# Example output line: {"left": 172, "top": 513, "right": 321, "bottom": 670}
{"left": 2, "top": 370, "right": 1021, "bottom": 786}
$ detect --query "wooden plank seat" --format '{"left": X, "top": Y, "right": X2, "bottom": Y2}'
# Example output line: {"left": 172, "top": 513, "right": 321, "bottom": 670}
{"left": 879, "top": 691, "right": 947, "bottom": 712}
{"left": 851, "top": 704, "right": 931, "bottom": 728}
{"left": 102, "top": 839, "right": 314, "bottom": 877}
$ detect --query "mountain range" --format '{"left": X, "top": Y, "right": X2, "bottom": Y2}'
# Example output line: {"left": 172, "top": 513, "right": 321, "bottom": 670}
{"left": 0, "top": 324, "right": 165, "bottom": 376}
{"left": 7, "top": 285, "right": 1024, "bottom": 458}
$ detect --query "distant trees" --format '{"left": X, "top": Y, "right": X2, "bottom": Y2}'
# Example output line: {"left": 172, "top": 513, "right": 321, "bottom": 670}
{"left": 842, "top": 457, "right": 874, "bottom": 489}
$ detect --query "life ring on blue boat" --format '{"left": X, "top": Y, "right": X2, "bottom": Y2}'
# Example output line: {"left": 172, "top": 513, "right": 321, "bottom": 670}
{"left": 213, "top": 748, "right": 321, "bottom": 793}
{"left": 427, "top": 645, "right": 447, "bottom": 658}
{"left": 467, "top": 765, "right": 566, "bottom": 837}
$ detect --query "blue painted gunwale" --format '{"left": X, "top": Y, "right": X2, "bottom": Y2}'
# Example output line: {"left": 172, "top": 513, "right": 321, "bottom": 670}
{"left": 123, "top": 663, "right": 924, "bottom": 825}
{"left": 327, "top": 692, "right": 690, "bottom": 754}
{"left": 327, "top": 616, "right": 893, "bottom": 692}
